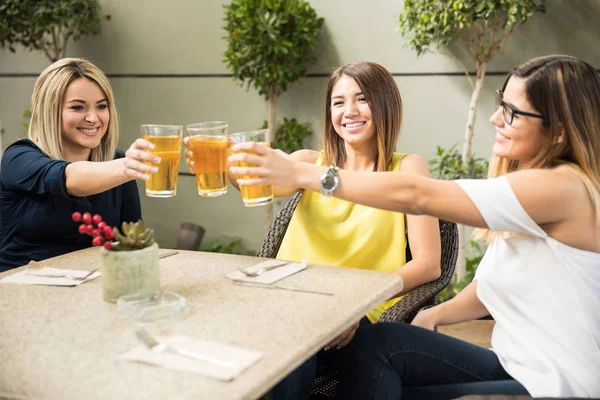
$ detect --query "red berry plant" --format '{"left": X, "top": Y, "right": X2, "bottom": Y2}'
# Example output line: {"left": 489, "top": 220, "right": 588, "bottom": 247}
{"left": 72, "top": 212, "right": 154, "bottom": 252}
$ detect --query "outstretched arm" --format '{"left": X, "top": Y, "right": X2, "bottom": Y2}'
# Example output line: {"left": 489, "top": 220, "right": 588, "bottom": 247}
{"left": 233, "top": 149, "right": 319, "bottom": 198}
{"left": 228, "top": 143, "right": 581, "bottom": 231}
{"left": 66, "top": 139, "right": 158, "bottom": 197}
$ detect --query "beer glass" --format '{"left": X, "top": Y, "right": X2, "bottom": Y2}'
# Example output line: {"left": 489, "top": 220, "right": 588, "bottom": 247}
{"left": 186, "top": 121, "right": 229, "bottom": 197}
{"left": 141, "top": 124, "right": 183, "bottom": 198}
{"left": 229, "top": 129, "right": 273, "bottom": 207}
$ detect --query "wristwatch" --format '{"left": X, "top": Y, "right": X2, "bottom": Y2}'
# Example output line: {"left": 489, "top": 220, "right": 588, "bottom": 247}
{"left": 320, "top": 166, "right": 340, "bottom": 197}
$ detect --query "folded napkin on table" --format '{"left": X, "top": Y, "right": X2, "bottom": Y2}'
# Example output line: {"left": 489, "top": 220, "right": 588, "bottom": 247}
{"left": 121, "top": 334, "right": 263, "bottom": 381}
{"left": 0, "top": 263, "right": 101, "bottom": 287}
{"left": 225, "top": 259, "right": 307, "bottom": 284}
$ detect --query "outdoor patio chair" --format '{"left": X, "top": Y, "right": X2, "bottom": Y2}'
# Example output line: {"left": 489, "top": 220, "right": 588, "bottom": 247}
{"left": 257, "top": 191, "right": 460, "bottom": 399}
{"left": 175, "top": 222, "right": 206, "bottom": 251}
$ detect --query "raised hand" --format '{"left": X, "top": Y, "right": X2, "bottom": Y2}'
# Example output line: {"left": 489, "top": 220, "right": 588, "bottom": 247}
{"left": 182, "top": 136, "right": 196, "bottom": 174}
{"left": 228, "top": 142, "right": 298, "bottom": 187}
{"left": 123, "top": 138, "right": 160, "bottom": 181}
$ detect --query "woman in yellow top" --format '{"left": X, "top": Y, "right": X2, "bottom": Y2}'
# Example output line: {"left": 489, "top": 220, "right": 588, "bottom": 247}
{"left": 186, "top": 61, "right": 440, "bottom": 399}
{"left": 274, "top": 61, "right": 441, "bottom": 326}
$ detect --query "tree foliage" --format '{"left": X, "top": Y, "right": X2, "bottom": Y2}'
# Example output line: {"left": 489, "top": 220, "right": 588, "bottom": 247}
{"left": 223, "top": 0, "right": 323, "bottom": 100}
{"left": 0, "top": 0, "right": 110, "bottom": 62}
{"left": 399, "top": 0, "right": 546, "bottom": 62}
{"left": 261, "top": 117, "right": 313, "bottom": 154}
{"left": 428, "top": 144, "right": 489, "bottom": 180}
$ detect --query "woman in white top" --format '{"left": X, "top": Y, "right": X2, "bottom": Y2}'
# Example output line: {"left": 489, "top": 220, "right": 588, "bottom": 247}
{"left": 228, "top": 54, "right": 600, "bottom": 399}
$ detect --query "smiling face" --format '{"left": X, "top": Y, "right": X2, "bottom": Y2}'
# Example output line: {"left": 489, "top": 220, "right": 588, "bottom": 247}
{"left": 61, "top": 77, "right": 109, "bottom": 161}
{"left": 490, "top": 76, "right": 548, "bottom": 165}
{"left": 330, "top": 75, "right": 377, "bottom": 149}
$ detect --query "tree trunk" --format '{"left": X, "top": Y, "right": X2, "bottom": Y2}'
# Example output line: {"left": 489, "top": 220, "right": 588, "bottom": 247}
{"left": 267, "top": 88, "right": 278, "bottom": 145}
{"left": 456, "top": 61, "right": 487, "bottom": 282}
{"left": 264, "top": 87, "right": 279, "bottom": 235}
{"left": 461, "top": 61, "right": 487, "bottom": 164}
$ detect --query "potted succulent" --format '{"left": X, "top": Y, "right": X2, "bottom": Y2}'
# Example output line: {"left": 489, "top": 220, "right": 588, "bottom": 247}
{"left": 72, "top": 212, "right": 160, "bottom": 302}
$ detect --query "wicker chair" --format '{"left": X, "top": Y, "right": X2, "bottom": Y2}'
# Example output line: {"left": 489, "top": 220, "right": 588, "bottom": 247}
{"left": 257, "top": 191, "right": 459, "bottom": 399}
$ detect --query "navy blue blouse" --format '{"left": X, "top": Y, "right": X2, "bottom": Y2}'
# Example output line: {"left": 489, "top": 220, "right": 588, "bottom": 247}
{"left": 0, "top": 139, "right": 142, "bottom": 272}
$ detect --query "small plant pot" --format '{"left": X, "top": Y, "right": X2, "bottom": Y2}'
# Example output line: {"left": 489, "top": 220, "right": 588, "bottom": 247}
{"left": 100, "top": 243, "right": 160, "bottom": 303}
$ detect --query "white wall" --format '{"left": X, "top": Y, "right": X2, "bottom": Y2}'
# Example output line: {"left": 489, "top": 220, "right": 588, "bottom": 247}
{"left": 1, "top": 0, "right": 599, "bottom": 252}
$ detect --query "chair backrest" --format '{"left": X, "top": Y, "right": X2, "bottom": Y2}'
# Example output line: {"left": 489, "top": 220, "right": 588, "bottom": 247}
{"left": 175, "top": 222, "right": 206, "bottom": 251}
{"left": 257, "top": 191, "right": 303, "bottom": 258}
{"left": 430, "top": 219, "right": 459, "bottom": 301}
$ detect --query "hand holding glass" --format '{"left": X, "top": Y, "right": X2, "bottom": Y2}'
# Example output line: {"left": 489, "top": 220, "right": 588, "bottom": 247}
{"left": 229, "top": 129, "right": 274, "bottom": 207}
{"left": 141, "top": 124, "right": 183, "bottom": 198}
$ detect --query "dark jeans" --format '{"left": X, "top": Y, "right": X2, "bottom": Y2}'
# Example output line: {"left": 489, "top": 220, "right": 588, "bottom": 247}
{"left": 337, "top": 322, "right": 529, "bottom": 400}
{"left": 274, "top": 321, "right": 529, "bottom": 400}
{"left": 272, "top": 317, "right": 372, "bottom": 400}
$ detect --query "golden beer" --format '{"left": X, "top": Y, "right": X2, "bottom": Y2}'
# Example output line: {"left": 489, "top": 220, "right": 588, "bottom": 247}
{"left": 232, "top": 144, "right": 274, "bottom": 207}
{"left": 188, "top": 136, "right": 229, "bottom": 196}
{"left": 142, "top": 134, "right": 182, "bottom": 197}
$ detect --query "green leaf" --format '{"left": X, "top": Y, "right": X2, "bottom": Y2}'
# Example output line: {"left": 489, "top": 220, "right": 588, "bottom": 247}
{"left": 398, "top": 0, "right": 546, "bottom": 59}
{"left": 0, "top": 0, "right": 108, "bottom": 62}
{"left": 223, "top": 0, "right": 324, "bottom": 100}
{"left": 428, "top": 144, "right": 489, "bottom": 180}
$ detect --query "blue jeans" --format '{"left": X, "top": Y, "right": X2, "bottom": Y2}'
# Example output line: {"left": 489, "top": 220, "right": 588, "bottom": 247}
{"left": 337, "top": 322, "right": 529, "bottom": 400}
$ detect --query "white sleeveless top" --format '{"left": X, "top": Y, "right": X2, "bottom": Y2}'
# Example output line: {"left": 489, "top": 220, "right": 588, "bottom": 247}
{"left": 455, "top": 176, "right": 600, "bottom": 398}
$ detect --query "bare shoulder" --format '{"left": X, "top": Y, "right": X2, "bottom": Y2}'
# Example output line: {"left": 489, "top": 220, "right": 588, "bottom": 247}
{"left": 398, "top": 153, "right": 432, "bottom": 177}
{"left": 290, "top": 149, "right": 320, "bottom": 164}
{"left": 506, "top": 166, "right": 587, "bottom": 194}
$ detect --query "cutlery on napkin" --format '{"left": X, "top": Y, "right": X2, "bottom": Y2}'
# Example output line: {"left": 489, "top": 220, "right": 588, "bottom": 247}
{"left": 121, "top": 333, "right": 263, "bottom": 381}
{"left": 225, "top": 259, "right": 307, "bottom": 284}
{"left": 0, "top": 261, "right": 102, "bottom": 286}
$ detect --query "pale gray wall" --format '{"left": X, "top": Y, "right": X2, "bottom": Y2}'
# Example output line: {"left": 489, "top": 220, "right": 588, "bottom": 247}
{"left": 1, "top": 0, "right": 599, "bottom": 252}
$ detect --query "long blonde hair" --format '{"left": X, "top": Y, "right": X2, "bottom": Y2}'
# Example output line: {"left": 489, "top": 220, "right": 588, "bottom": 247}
{"left": 480, "top": 55, "right": 600, "bottom": 240}
{"left": 28, "top": 58, "right": 119, "bottom": 162}
{"left": 323, "top": 61, "right": 402, "bottom": 171}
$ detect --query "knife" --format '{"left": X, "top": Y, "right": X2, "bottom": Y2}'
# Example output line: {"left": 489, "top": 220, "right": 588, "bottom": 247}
{"left": 233, "top": 280, "right": 334, "bottom": 296}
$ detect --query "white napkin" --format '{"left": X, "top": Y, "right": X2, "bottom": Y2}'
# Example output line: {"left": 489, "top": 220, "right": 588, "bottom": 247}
{"left": 121, "top": 334, "right": 263, "bottom": 381}
{"left": 0, "top": 266, "right": 101, "bottom": 286}
{"left": 225, "top": 259, "right": 307, "bottom": 284}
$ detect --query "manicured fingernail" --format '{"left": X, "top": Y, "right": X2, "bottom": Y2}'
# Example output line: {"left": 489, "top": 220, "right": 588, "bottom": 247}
{"left": 152, "top": 167, "right": 158, "bottom": 173}
{"left": 150, "top": 144, "right": 155, "bottom": 149}
{"left": 336, "top": 346, "right": 342, "bottom": 350}
{"left": 324, "top": 346, "right": 330, "bottom": 351}
{"left": 155, "top": 157, "right": 161, "bottom": 163}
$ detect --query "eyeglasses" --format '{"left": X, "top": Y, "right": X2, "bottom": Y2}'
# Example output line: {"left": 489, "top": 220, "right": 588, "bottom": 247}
{"left": 495, "top": 90, "right": 544, "bottom": 125}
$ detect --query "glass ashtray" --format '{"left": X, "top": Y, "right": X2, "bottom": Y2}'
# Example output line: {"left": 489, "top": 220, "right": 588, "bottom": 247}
{"left": 117, "top": 291, "right": 186, "bottom": 322}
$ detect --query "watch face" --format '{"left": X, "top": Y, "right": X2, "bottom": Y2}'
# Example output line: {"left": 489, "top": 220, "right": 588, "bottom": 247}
{"left": 323, "top": 175, "right": 336, "bottom": 189}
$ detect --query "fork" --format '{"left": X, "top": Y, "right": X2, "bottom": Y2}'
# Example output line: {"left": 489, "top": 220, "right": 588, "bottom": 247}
{"left": 135, "top": 328, "right": 238, "bottom": 369}
{"left": 25, "top": 268, "right": 99, "bottom": 281}
{"left": 238, "top": 260, "right": 290, "bottom": 277}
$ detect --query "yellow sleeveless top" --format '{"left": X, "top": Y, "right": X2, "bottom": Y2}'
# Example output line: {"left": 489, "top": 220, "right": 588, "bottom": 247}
{"left": 277, "top": 152, "right": 407, "bottom": 323}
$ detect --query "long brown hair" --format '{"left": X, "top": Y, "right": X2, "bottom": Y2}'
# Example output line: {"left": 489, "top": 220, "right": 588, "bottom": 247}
{"left": 323, "top": 61, "right": 402, "bottom": 171}
{"left": 28, "top": 58, "right": 119, "bottom": 162}
{"left": 481, "top": 55, "right": 600, "bottom": 239}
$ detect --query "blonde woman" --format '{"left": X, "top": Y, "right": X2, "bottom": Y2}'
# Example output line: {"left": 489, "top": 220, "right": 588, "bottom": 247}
{"left": 0, "top": 58, "right": 157, "bottom": 272}
{"left": 229, "top": 55, "right": 600, "bottom": 398}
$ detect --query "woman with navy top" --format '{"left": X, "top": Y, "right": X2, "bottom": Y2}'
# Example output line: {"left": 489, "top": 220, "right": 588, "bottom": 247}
{"left": 0, "top": 58, "right": 158, "bottom": 272}
{"left": 229, "top": 54, "right": 600, "bottom": 398}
